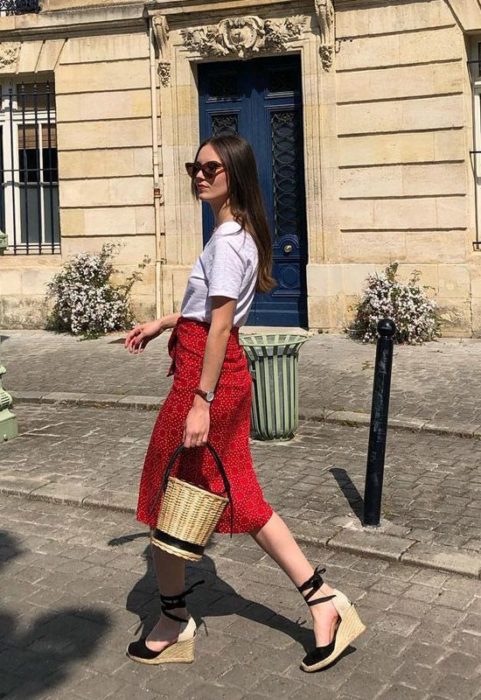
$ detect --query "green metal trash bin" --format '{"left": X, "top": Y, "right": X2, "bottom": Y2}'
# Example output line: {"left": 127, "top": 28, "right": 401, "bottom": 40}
{"left": 240, "top": 333, "right": 309, "bottom": 440}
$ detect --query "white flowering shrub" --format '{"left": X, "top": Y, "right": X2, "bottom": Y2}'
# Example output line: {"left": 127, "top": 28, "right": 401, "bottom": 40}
{"left": 46, "top": 244, "right": 145, "bottom": 339}
{"left": 352, "top": 262, "right": 440, "bottom": 344}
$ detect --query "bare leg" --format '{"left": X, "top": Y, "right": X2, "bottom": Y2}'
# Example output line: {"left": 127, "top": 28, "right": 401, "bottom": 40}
{"left": 251, "top": 511, "right": 339, "bottom": 646}
{"left": 145, "top": 545, "right": 187, "bottom": 652}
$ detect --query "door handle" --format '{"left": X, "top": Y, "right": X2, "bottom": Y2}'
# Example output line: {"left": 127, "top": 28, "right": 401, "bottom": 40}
{"left": 283, "top": 244, "right": 293, "bottom": 254}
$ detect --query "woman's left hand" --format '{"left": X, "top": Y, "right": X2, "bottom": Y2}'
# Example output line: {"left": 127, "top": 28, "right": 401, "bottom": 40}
{"left": 183, "top": 402, "right": 210, "bottom": 448}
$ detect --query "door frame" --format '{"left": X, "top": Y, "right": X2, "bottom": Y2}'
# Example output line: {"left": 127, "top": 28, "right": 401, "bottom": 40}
{"left": 154, "top": 7, "right": 340, "bottom": 328}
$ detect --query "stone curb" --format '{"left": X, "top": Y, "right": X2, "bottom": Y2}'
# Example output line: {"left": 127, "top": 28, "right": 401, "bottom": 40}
{"left": 1, "top": 481, "right": 480, "bottom": 580}
{"left": 10, "top": 390, "right": 481, "bottom": 438}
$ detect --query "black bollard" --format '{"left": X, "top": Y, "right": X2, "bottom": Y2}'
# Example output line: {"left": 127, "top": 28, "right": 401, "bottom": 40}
{"left": 363, "top": 318, "right": 396, "bottom": 527}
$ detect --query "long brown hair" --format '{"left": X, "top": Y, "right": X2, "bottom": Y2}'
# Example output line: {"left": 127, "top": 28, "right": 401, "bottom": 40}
{"left": 192, "top": 135, "right": 276, "bottom": 293}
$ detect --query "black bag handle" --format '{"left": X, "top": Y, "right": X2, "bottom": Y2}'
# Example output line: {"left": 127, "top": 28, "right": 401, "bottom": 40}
{"left": 151, "top": 442, "right": 234, "bottom": 535}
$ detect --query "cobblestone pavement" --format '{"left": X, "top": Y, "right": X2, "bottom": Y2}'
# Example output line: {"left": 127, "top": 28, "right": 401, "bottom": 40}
{"left": 2, "top": 330, "right": 481, "bottom": 427}
{"left": 2, "top": 404, "right": 481, "bottom": 576}
{"left": 1, "top": 494, "right": 481, "bottom": 700}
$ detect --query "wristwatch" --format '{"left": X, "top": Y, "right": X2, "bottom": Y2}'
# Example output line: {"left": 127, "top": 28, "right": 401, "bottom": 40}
{"left": 194, "top": 388, "right": 215, "bottom": 403}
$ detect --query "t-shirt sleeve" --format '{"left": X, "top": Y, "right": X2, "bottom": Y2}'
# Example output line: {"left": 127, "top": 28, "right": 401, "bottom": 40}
{"left": 205, "top": 236, "right": 245, "bottom": 300}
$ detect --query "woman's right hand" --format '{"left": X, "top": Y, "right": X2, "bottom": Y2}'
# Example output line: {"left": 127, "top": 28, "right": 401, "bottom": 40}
{"left": 124, "top": 316, "right": 175, "bottom": 354}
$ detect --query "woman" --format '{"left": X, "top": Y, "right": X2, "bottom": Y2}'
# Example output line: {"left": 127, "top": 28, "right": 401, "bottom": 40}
{"left": 124, "top": 135, "right": 365, "bottom": 672}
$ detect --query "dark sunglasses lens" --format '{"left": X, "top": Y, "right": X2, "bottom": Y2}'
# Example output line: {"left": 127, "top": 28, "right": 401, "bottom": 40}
{"left": 185, "top": 163, "right": 196, "bottom": 177}
{"left": 204, "top": 162, "right": 220, "bottom": 177}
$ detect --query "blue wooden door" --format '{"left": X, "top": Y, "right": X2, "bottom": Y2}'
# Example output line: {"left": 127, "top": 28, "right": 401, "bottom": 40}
{"left": 198, "top": 55, "right": 308, "bottom": 327}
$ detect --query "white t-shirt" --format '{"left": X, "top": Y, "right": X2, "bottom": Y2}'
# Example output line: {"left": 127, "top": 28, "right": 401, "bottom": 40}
{"left": 180, "top": 221, "right": 258, "bottom": 327}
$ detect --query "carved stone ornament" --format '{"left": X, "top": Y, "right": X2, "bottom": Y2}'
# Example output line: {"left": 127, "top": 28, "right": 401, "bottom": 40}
{"left": 152, "top": 15, "right": 171, "bottom": 88}
{"left": 182, "top": 15, "right": 307, "bottom": 59}
{"left": 315, "top": 0, "right": 335, "bottom": 71}
{"left": 152, "top": 15, "right": 169, "bottom": 59}
{"left": 0, "top": 42, "right": 20, "bottom": 72}
{"left": 158, "top": 61, "right": 171, "bottom": 87}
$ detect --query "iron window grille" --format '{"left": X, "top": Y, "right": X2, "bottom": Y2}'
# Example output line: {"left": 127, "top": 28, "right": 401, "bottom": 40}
{"left": 470, "top": 41, "right": 481, "bottom": 250}
{"left": 0, "top": 81, "right": 60, "bottom": 255}
{"left": 0, "top": 0, "right": 40, "bottom": 15}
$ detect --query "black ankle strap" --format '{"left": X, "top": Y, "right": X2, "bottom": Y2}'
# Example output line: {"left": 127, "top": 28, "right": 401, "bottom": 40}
{"left": 297, "top": 566, "right": 336, "bottom": 607}
{"left": 160, "top": 580, "right": 204, "bottom": 622}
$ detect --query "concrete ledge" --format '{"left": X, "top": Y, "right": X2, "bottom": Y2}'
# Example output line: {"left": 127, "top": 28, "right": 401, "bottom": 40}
{"left": 401, "top": 542, "right": 481, "bottom": 578}
{"left": 1, "top": 481, "right": 480, "bottom": 580}
{"left": 327, "top": 528, "right": 414, "bottom": 562}
{"left": 11, "top": 391, "right": 161, "bottom": 411}
{"left": 10, "top": 390, "right": 481, "bottom": 437}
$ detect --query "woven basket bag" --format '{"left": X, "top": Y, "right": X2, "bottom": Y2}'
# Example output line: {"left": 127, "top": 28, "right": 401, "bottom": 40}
{"left": 151, "top": 442, "right": 233, "bottom": 561}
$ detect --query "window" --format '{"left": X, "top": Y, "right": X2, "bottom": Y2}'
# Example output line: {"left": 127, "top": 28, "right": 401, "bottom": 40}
{"left": 0, "top": 1, "right": 40, "bottom": 17}
{"left": 0, "top": 80, "right": 60, "bottom": 254}
{"left": 471, "top": 43, "right": 481, "bottom": 250}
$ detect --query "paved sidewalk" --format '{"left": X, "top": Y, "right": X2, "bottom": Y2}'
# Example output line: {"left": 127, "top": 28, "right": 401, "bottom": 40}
{"left": 2, "top": 330, "right": 481, "bottom": 436}
{"left": 1, "top": 495, "right": 481, "bottom": 700}
{"left": 2, "top": 403, "right": 481, "bottom": 579}
{"left": 2, "top": 329, "right": 481, "bottom": 579}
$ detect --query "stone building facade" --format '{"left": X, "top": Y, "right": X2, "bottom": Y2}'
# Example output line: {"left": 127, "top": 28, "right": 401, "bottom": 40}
{"left": 0, "top": 0, "right": 481, "bottom": 334}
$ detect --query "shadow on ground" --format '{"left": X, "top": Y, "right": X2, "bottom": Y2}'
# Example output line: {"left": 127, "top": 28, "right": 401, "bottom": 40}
{"left": 0, "top": 530, "right": 110, "bottom": 699}
{"left": 330, "top": 467, "right": 364, "bottom": 522}
{"left": 116, "top": 532, "right": 356, "bottom": 667}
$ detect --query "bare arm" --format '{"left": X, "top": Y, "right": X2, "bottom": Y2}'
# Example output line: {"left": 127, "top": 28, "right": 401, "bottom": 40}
{"left": 183, "top": 297, "right": 237, "bottom": 448}
{"left": 124, "top": 312, "right": 180, "bottom": 354}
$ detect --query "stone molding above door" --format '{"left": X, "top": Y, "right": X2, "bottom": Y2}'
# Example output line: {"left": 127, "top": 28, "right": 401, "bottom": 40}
{"left": 181, "top": 15, "right": 308, "bottom": 59}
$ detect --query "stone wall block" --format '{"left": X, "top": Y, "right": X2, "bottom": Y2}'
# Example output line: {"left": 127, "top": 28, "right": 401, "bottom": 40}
{"left": 17, "top": 41, "right": 43, "bottom": 73}
{"left": 337, "top": 27, "right": 459, "bottom": 72}
{"left": 20, "top": 268, "right": 56, "bottom": 296}
{"left": 339, "top": 132, "right": 435, "bottom": 167}
{"left": 435, "top": 196, "right": 467, "bottom": 229}
{"left": 373, "top": 198, "right": 437, "bottom": 230}
{"left": 471, "top": 298, "right": 481, "bottom": 337}
{"left": 307, "top": 263, "right": 378, "bottom": 297}
{"left": 61, "top": 234, "right": 155, "bottom": 263}
{"left": 337, "top": 0, "right": 450, "bottom": 37}
{"left": 341, "top": 162, "right": 467, "bottom": 200}
{"left": 134, "top": 206, "right": 156, "bottom": 236}
{"left": 340, "top": 232, "right": 407, "bottom": 263}
{"left": 60, "top": 206, "right": 154, "bottom": 237}
{"left": 434, "top": 130, "right": 465, "bottom": 161}
{"left": 56, "top": 89, "right": 151, "bottom": 122}
{"left": 437, "top": 264, "right": 470, "bottom": 299}
{"left": 437, "top": 298, "right": 471, "bottom": 335}
{"left": 57, "top": 119, "right": 152, "bottom": 150}
{"left": 55, "top": 59, "right": 149, "bottom": 94}
{"left": 405, "top": 232, "right": 466, "bottom": 263}
{"left": 339, "top": 199, "right": 375, "bottom": 230}
{"left": 58, "top": 147, "right": 153, "bottom": 179}
{"left": 337, "top": 34, "right": 400, "bottom": 71}
{"left": 37, "top": 39, "right": 66, "bottom": 72}
{"left": 402, "top": 163, "right": 467, "bottom": 197}
{"left": 109, "top": 176, "right": 153, "bottom": 208}
{"left": 396, "top": 262, "right": 439, "bottom": 292}
{"left": 400, "top": 27, "right": 461, "bottom": 65}
{"left": 60, "top": 176, "right": 152, "bottom": 208}
{"left": 337, "top": 62, "right": 462, "bottom": 104}
{"left": 0, "top": 270, "right": 22, "bottom": 296}
{"left": 338, "top": 95, "right": 463, "bottom": 136}
{"left": 60, "top": 32, "right": 149, "bottom": 64}
{"left": 470, "top": 263, "right": 481, "bottom": 298}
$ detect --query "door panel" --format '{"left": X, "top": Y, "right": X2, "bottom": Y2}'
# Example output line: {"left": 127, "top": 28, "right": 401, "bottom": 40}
{"left": 198, "top": 55, "right": 308, "bottom": 327}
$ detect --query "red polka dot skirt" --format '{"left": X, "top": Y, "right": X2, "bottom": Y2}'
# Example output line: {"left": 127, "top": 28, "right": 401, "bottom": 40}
{"left": 136, "top": 317, "right": 273, "bottom": 534}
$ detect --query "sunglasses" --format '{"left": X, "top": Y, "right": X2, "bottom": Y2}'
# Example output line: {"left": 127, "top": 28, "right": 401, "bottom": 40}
{"left": 185, "top": 160, "right": 224, "bottom": 179}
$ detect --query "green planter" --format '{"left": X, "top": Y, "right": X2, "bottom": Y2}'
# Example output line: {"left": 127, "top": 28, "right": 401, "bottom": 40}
{"left": 0, "top": 231, "right": 7, "bottom": 255}
{"left": 240, "top": 333, "right": 309, "bottom": 441}
{"left": 0, "top": 363, "right": 18, "bottom": 442}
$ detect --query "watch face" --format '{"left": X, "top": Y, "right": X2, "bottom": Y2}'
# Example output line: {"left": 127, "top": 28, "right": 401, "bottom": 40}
{"left": 206, "top": 391, "right": 215, "bottom": 402}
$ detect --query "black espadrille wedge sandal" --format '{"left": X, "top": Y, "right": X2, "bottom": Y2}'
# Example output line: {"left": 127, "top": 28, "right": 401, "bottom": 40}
{"left": 127, "top": 580, "right": 203, "bottom": 665}
{"left": 298, "top": 566, "right": 366, "bottom": 673}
